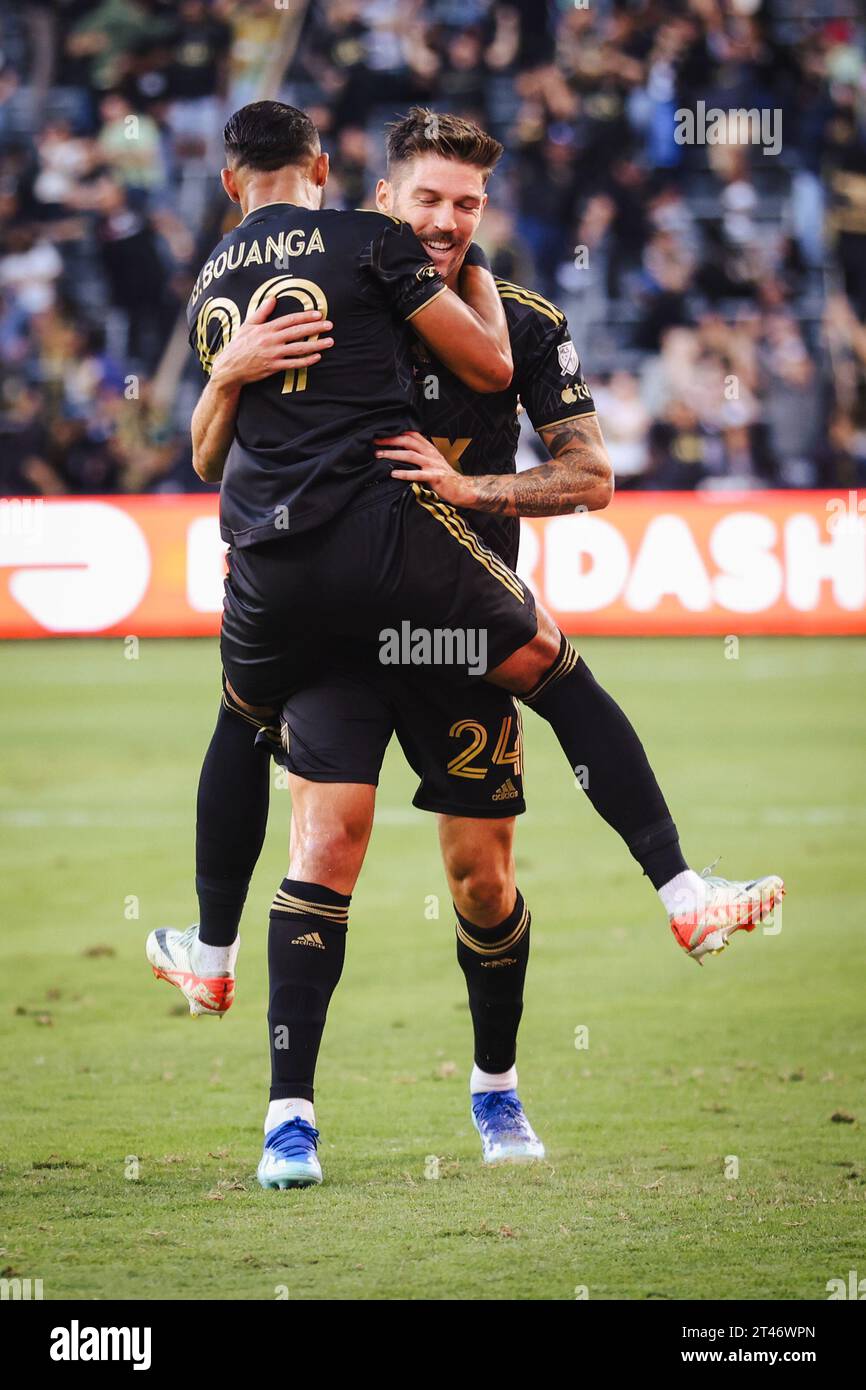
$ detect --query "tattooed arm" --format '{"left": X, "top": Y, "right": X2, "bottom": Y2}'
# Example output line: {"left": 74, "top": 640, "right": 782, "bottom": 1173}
{"left": 376, "top": 414, "right": 614, "bottom": 516}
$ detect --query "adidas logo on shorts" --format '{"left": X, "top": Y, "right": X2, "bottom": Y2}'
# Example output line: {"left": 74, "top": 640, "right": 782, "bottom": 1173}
{"left": 492, "top": 779, "right": 519, "bottom": 801}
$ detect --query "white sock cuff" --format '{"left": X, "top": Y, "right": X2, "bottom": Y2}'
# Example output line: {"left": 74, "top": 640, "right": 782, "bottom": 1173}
{"left": 470, "top": 1064, "right": 517, "bottom": 1094}
{"left": 658, "top": 869, "right": 706, "bottom": 917}
{"left": 192, "top": 931, "right": 240, "bottom": 977}
{"left": 265, "top": 1098, "right": 315, "bottom": 1134}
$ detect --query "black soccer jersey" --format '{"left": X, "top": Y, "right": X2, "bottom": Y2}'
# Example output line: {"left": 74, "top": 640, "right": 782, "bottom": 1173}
{"left": 186, "top": 203, "right": 446, "bottom": 545}
{"left": 411, "top": 276, "right": 595, "bottom": 568}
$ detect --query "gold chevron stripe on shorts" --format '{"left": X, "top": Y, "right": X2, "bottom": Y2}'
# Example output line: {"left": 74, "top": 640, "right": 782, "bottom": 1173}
{"left": 222, "top": 688, "right": 265, "bottom": 728}
{"left": 411, "top": 482, "right": 519, "bottom": 583}
{"left": 412, "top": 483, "right": 522, "bottom": 595}
{"left": 271, "top": 890, "right": 349, "bottom": 924}
{"left": 221, "top": 689, "right": 281, "bottom": 745}
{"left": 523, "top": 639, "right": 578, "bottom": 704}
{"left": 411, "top": 483, "right": 525, "bottom": 602}
{"left": 455, "top": 902, "right": 530, "bottom": 956}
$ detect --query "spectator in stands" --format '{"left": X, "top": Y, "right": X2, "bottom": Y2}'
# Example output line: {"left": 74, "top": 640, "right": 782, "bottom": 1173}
{"left": 593, "top": 371, "right": 651, "bottom": 490}
{"left": 647, "top": 399, "right": 722, "bottom": 491}
{"left": 1, "top": 0, "right": 864, "bottom": 496}
{"left": 97, "top": 90, "right": 167, "bottom": 207}
{"left": 66, "top": 0, "right": 173, "bottom": 99}
{"left": 163, "top": 0, "right": 232, "bottom": 179}
{"left": 94, "top": 178, "right": 178, "bottom": 370}
{"left": 0, "top": 222, "right": 63, "bottom": 317}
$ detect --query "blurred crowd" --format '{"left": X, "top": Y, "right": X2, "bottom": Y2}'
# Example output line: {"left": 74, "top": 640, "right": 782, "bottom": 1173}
{"left": 1, "top": 0, "right": 865, "bottom": 498}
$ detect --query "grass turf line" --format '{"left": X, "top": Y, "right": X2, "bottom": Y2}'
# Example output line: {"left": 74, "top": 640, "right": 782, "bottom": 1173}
{"left": 1, "top": 637, "right": 864, "bottom": 1300}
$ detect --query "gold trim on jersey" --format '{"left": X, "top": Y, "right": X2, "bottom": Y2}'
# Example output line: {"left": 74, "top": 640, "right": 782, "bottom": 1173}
{"left": 455, "top": 901, "right": 530, "bottom": 956}
{"left": 538, "top": 409, "right": 598, "bottom": 430}
{"left": 405, "top": 284, "right": 448, "bottom": 320}
{"left": 271, "top": 889, "right": 349, "bottom": 925}
{"left": 494, "top": 277, "right": 565, "bottom": 325}
{"left": 353, "top": 207, "right": 401, "bottom": 225}
{"left": 239, "top": 200, "right": 303, "bottom": 224}
{"left": 410, "top": 483, "right": 525, "bottom": 601}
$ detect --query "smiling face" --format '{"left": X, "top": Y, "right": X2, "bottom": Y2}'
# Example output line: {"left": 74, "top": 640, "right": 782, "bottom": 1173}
{"left": 376, "top": 153, "right": 487, "bottom": 284}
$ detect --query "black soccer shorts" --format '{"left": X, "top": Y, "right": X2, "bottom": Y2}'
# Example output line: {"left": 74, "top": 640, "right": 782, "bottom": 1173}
{"left": 220, "top": 478, "right": 537, "bottom": 710}
{"left": 276, "top": 660, "right": 526, "bottom": 819}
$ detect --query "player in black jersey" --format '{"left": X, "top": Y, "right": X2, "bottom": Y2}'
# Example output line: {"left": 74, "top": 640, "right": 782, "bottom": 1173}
{"left": 184, "top": 108, "right": 513, "bottom": 546}
{"left": 148, "top": 106, "right": 783, "bottom": 1186}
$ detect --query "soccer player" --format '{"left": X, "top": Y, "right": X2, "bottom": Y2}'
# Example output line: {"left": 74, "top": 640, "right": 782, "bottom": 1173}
{"left": 147, "top": 104, "right": 783, "bottom": 1186}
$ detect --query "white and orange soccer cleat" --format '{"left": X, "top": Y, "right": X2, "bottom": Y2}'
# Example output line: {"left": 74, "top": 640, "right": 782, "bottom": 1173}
{"left": 669, "top": 873, "right": 785, "bottom": 965}
{"left": 146, "top": 925, "right": 237, "bottom": 1016}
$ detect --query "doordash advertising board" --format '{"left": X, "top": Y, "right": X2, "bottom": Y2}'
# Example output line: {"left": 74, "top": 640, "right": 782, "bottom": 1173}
{"left": 0, "top": 491, "right": 863, "bottom": 639}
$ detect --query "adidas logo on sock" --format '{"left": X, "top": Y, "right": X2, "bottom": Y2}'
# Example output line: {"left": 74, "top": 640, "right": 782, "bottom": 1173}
{"left": 480, "top": 956, "right": 517, "bottom": 969}
{"left": 291, "top": 931, "right": 325, "bottom": 950}
{"left": 492, "top": 778, "right": 519, "bottom": 801}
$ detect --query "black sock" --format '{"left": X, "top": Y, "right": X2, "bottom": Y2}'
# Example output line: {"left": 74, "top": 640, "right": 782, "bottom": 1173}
{"left": 523, "top": 638, "right": 687, "bottom": 888}
{"left": 268, "top": 879, "right": 350, "bottom": 1103}
{"left": 456, "top": 891, "right": 530, "bottom": 1075}
{"left": 195, "top": 698, "right": 271, "bottom": 946}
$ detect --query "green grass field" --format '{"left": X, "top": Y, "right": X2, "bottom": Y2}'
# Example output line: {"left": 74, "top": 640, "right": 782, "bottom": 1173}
{"left": 1, "top": 636, "right": 864, "bottom": 1301}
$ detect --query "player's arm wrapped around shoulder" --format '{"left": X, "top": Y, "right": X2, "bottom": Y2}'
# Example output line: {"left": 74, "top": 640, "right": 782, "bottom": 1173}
{"left": 188, "top": 307, "right": 240, "bottom": 484}
{"left": 379, "top": 307, "right": 613, "bottom": 515}
{"left": 364, "top": 221, "right": 512, "bottom": 392}
{"left": 466, "top": 312, "right": 613, "bottom": 516}
{"left": 191, "top": 374, "right": 240, "bottom": 484}
{"left": 188, "top": 297, "right": 334, "bottom": 483}
{"left": 362, "top": 217, "right": 448, "bottom": 321}
{"left": 456, "top": 240, "right": 513, "bottom": 381}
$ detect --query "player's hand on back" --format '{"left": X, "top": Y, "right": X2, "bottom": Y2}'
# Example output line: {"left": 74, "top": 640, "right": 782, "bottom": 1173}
{"left": 211, "top": 296, "right": 335, "bottom": 388}
{"left": 375, "top": 431, "right": 474, "bottom": 507}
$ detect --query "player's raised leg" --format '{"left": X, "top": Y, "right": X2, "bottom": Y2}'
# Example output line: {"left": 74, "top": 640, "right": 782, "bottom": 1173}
{"left": 145, "top": 681, "right": 273, "bottom": 1015}
{"left": 438, "top": 815, "right": 544, "bottom": 1162}
{"left": 487, "top": 611, "right": 784, "bottom": 964}
{"left": 258, "top": 775, "right": 375, "bottom": 1189}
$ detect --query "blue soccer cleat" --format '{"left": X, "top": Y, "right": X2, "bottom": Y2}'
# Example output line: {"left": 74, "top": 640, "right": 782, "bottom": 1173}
{"left": 257, "top": 1118, "right": 323, "bottom": 1189}
{"left": 471, "top": 1089, "right": 545, "bottom": 1164}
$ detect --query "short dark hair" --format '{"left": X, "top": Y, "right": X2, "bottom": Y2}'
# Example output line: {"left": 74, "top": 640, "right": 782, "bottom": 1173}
{"left": 386, "top": 107, "right": 503, "bottom": 183}
{"left": 223, "top": 100, "right": 320, "bottom": 172}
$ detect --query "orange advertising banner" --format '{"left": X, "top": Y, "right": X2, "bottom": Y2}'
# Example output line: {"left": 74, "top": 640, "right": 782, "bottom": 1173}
{"left": 0, "top": 490, "right": 864, "bottom": 639}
